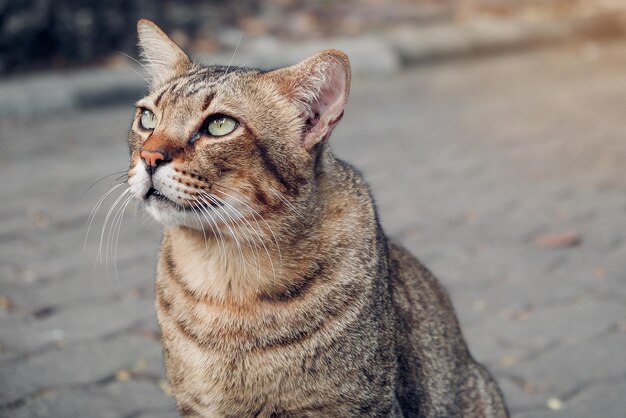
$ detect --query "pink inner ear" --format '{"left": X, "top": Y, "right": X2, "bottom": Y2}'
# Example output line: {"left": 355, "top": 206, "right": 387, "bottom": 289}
{"left": 303, "top": 63, "right": 347, "bottom": 148}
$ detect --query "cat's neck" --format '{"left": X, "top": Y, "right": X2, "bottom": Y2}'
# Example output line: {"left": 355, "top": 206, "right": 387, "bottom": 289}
{"left": 161, "top": 151, "right": 377, "bottom": 306}
{"left": 163, "top": 222, "right": 314, "bottom": 304}
{"left": 162, "top": 189, "right": 325, "bottom": 304}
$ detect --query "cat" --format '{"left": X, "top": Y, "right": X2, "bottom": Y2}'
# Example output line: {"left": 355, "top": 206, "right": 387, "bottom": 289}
{"left": 127, "top": 19, "right": 509, "bottom": 418}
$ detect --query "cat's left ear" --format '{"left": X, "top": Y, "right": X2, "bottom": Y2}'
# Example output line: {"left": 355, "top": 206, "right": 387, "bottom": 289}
{"left": 137, "top": 19, "right": 191, "bottom": 88}
{"left": 268, "top": 50, "right": 351, "bottom": 150}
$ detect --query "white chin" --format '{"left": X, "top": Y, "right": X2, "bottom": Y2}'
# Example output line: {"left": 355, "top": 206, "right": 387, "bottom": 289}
{"left": 145, "top": 200, "right": 203, "bottom": 229}
{"left": 143, "top": 196, "right": 245, "bottom": 234}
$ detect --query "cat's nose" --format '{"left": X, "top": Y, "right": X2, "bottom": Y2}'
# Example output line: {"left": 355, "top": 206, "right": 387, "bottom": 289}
{"left": 140, "top": 149, "right": 170, "bottom": 175}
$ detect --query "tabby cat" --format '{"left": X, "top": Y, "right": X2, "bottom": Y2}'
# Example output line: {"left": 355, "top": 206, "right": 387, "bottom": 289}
{"left": 127, "top": 19, "right": 508, "bottom": 418}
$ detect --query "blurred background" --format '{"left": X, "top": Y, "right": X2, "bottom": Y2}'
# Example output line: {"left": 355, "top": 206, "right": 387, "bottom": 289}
{"left": 2, "top": 1, "right": 626, "bottom": 417}
{"left": 4, "top": 0, "right": 626, "bottom": 76}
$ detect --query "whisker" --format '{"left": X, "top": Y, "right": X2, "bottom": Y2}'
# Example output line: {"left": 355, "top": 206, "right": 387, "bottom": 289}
{"left": 118, "top": 51, "right": 156, "bottom": 81}
{"left": 141, "top": 212, "right": 158, "bottom": 228}
{"left": 224, "top": 202, "right": 266, "bottom": 288}
{"left": 112, "top": 194, "right": 134, "bottom": 284}
{"left": 211, "top": 194, "right": 274, "bottom": 285}
{"left": 208, "top": 194, "right": 264, "bottom": 286}
{"left": 131, "top": 197, "right": 140, "bottom": 216}
{"left": 80, "top": 170, "right": 128, "bottom": 202}
{"left": 217, "top": 60, "right": 251, "bottom": 86}
{"left": 127, "top": 65, "right": 150, "bottom": 84}
{"left": 97, "top": 188, "right": 130, "bottom": 267}
{"left": 84, "top": 182, "right": 127, "bottom": 251}
{"left": 214, "top": 186, "right": 283, "bottom": 268}
{"left": 220, "top": 33, "right": 244, "bottom": 82}
{"left": 193, "top": 199, "right": 227, "bottom": 266}
{"left": 197, "top": 194, "right": 246, "bottom": 272}
{"left": 189, "top": 202, "right": 211, "bottom": 257}
{"left": 106, "top": 192, "right": 132, "bottom": 281}
{"left": 269, "top": 187, "right": 304, "bottom": 219}
{"left": 141, "top": 53, "right": 162, "bottom": 86}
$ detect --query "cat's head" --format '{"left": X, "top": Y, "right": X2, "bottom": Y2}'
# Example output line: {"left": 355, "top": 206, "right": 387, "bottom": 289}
{"left": 127, "top": 19, "right": 351, "bottom": 231}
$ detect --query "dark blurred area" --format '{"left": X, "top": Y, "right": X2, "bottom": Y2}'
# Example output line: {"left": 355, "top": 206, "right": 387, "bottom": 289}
{"left": 0, "top": 0, "right": 252, "bottom": 74}
{"left": 4, "top": 0, "right": 626, "bottom": 75}
{"left": 0, "top": 0, "right": 447, "bottom": 74}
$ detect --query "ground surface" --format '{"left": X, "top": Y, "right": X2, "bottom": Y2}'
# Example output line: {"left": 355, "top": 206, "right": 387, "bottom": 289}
{"left": 1, "top": 42, "right": 626, "bottom": 417}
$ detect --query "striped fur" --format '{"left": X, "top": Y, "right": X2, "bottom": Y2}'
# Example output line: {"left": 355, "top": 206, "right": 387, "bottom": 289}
{"left": 127, "top": 20, "right": 508, "bottom": 417}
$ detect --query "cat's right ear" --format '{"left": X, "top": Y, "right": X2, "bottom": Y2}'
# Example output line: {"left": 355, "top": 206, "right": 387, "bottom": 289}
{"left": 137, "top": 19, "right": 191, "bottom": 88}
{"left": 266, "top": 50, "right": 351, "bottom": 150}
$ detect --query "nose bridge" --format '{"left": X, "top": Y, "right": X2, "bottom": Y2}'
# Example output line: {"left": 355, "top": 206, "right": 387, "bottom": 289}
{"left": 140, "top": 130, "right": 179, "bottom": 173}
{"left": 142, "top": 130, "right": 175, "bottom": 154}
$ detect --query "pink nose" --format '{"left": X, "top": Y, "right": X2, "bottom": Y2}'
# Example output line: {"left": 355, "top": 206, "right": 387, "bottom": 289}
{"left": 140, "top": 149, "right": 167, "bottom": 174}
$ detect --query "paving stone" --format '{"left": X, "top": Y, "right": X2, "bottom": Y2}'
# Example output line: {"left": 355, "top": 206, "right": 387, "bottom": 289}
{"left": 1, "top": 256, "right": 158, "bottom": 314}
{"left": 0, "top": 296, "right": 156, "bottom": 356}
{"left": 134, "top": 410, "right": 179, "bottom": 418}
{"left": 6, "top": 380, "right": 175, "bottom": 418}
{"left": 0, "top": 334, "right": 163, "bottom": 406}
{"left": 562, "top": 379, "right": 626, "bottom": 418}
{"left": 513, "top": 410, "right": 565, "bottom": 418}
{"left": 510, "top": 332, "right": 626, "bottom": 397}
{"left": 496, "top": 376, "right": 547, "bottom": 414}
{"left": 465, "top": 298, "right": 626, "bottom": 363}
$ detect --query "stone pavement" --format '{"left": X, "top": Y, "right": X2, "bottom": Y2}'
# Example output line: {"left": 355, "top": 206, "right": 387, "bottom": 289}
{"left": 1, "top": 41, "right": 626, "bottom": 417}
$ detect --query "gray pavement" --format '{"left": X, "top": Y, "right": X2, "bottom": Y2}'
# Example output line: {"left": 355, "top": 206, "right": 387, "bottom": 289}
{"left": 1, "top": 42, "right": 626, "bottom": 417}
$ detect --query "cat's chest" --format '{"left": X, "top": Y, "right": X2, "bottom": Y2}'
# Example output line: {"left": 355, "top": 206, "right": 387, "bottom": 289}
{"left": 156, "top": 292, "right": 331, "bottom": 414}
{"left": 154, "top": 261, "right": 366, "bottom": 411}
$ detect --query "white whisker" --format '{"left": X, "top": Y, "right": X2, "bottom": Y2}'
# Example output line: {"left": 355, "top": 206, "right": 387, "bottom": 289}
{"left": 215, "top": 186, "right": 283, "bottom": 268}
{"left": 196, "top": 194, "right": 246, "bottom": 272}
{"left": 127, "top": 65, "right": 150, "bottom": 84}
{"left": 193, "top": 198, "right": 227, "bottom": 266}
{"left": 118, "top": 51, "right": 156, "bottom": 80}
{"left": 97, "top": 188, "right": 130, "bottom": 267}
{"left": 219, "top": 33, "right": 244, "bottom": 83}
{"left": 211, "top": 194, "right": 275, "bottom": 285}
{"left": 189, "top": 202, "right": 211, "bottom": 256}
{"left": 209, "top": 195, "right": 264, "bottom": 287}
{"left": 112, "top": 194, "right": 134, "bottom": 284}
{"left": 106, "top": 192, "right": 132, "bottom": 281}
{"left": 270, "top": 187, "right": 304, "bottom": 219}
{"left": 84, "top": 182, "right": 127, "bottom": 251}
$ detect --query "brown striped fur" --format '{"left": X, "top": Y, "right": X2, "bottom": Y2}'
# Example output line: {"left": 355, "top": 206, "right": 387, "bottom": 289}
{"left": 127, "top": 20, "right": 508, "bottom": 418}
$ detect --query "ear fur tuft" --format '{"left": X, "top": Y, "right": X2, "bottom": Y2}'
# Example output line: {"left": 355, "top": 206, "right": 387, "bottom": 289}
{"left": 137, "top": 19, "right": 191, "bottom": 88}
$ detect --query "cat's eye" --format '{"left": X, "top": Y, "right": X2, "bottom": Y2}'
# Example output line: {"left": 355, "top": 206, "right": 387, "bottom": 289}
{"left": 140, "top": 109, "right": 157, "bottom": 130}
{"left": 206, "top": 115, "right": 238, "bottom": 137}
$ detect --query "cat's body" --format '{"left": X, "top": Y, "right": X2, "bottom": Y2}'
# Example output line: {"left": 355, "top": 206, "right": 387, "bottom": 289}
{"left": 128, "top": 20, "right": 508, "bottom": 418}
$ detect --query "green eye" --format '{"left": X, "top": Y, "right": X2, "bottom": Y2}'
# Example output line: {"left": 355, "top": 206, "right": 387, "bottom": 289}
{"left": 140, "top": 109, "right": 157, "bottom": 130}
{"left": 207, "top": 115, "right": 238, "bottom": 137}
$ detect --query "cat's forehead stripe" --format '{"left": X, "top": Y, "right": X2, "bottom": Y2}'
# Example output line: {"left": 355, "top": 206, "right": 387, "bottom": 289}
{"left": 201, "top": 93, "right": 215, "bottom": 112}
{"left": 154, "top": 67, "right": 232, "bottom": 110}
{"left": 154, "top": 86, "right": 167, "bottom": 107}
{"left": 148, "top": 65, "right": 263, "bottom": 111}
{"left": 161, "top": 71, "right": 212, "bottom": 103}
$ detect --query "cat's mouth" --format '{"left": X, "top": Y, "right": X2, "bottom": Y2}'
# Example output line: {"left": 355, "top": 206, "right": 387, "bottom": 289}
{"left": 144, "top": 187, "right": 172, "bottom": 203}
{"left": 144, "top": 187, "right": 221, "bottom": 211}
